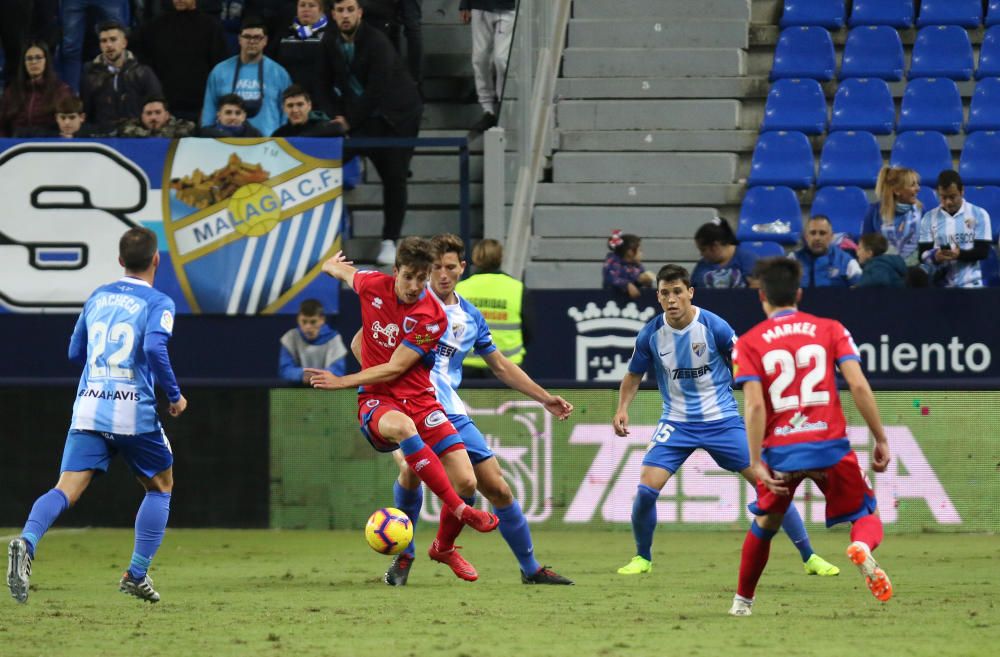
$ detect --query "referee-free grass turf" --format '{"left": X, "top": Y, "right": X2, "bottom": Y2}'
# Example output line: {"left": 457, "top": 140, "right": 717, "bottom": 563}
{"left": 1, "top": 528, "right": 996, "bottom": 657}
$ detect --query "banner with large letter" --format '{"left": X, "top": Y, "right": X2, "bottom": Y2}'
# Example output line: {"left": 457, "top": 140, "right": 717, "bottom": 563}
{"left": 270, "top": 389, "right": 998, "bottom": 533}
{"left": 0, "top": 138, "right": 344, "bottom": 315}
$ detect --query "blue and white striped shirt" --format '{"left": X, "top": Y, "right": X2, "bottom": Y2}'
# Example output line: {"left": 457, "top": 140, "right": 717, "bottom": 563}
{"left": 429, "top": 292, "right": 497, "bottom": 416}
{"left": 920, "top": 200, "right": 992, "bottom": 288}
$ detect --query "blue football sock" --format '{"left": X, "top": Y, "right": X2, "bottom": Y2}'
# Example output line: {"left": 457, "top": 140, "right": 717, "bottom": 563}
{"left": 781, "top": 503, "right": 814, "bottom": 562}
{"left": 495, "top": 501, "right": 541, "bottom": 576}
{"left": 393, "top": 480, "right": 423, "bottom": 558}
{"left": 632, "top": 484, "right": 660, "bottom": 561}
{"left": 399, "top": 434, "right": 426, "bottom": 456}
{"left": 128, "top": 491, "right": 171, "bottom": 580}
{"left": 21, "top": 488, "right": 69, "bottom": 558}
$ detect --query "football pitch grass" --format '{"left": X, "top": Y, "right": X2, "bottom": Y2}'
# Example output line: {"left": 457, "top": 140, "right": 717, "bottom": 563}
{"left": 2, "top": 528, "right": 996, "bottom": 657}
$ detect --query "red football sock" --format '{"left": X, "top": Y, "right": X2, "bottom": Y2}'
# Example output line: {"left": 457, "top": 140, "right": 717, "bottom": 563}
{"left": 403, "top": 446, "right": 464, "bottom": 511}
{"left": 850, "top": 513, "right": 884, "bottom": 552}
{"left": 737, "top": 523, "right": 776, "bottom": 600}
{"left": 434, "top": 503, "right": 466, "bottom": 552}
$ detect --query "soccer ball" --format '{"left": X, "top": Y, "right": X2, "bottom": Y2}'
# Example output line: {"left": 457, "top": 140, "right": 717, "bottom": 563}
{"left": 364, "top": 508, "right": 413, "bottom": 555}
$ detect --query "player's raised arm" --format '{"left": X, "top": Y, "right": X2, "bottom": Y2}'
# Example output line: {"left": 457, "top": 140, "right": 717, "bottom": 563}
{"left": 838, "top": 359, "right": 890, "bottom": 472}
{"left": 482, "top": 350, "right": 573, "bottom": 419}
{"left": 320, "top": 251, "right": 357, "bottom": 289}
{"left": 306, "top": 342, "right": 422, "bottom": 390}
{"left": 613, "top": 372, "right": 642, "bottom": 436}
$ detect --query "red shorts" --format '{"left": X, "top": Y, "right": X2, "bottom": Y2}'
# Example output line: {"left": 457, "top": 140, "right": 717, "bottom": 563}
{"left": 750, "top": 450, "right": 877, "bottom": 527}
{"left": 357, "top": 393, "right": 462, "bottom": 454}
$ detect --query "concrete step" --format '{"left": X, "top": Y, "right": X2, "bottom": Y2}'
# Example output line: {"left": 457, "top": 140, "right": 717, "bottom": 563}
{"left": 536, "top": 182, "right": 744, "bottom": 205}
{"left": 556, "top": 100, "right": 741, "bottom": 131}
{"left": 563, "top": 48, "right": 746, "bottom": 77}
{"left": 349, "top": 209, "right": 483, "bottom": 237}
{"left": 573, "top": 0, "right": 751, "bottom": 20}
{"left": 559, "top": 130, "right": 758, "bottom": 152}
{"left": 345, "top": 183, "right": 483, "bottom": 207}
{"left": 420, "top": 103, "right": 484, "bottom": 130}
{"left": 422, "top": 24, "right": 472, "bottom": 53}
{"left": 532, "top": 237, "right": 696, "bottom": 261}
{"left": 568, "top": 19, "right": 748, "bottom": 49}
{"left": 534, "top": 206, "right": 718, "bottom": 237}
{"left": 556, "top": 76, "right": 769, "bottom": 99}
{"left": 524, "top": 260, "right": 699, "bottom": 289}
{"left": 551, "top": 152, "right": 737, "bottom": 184}
{"left": 422, "top": 77, "right": 476, "bottom": 102}
{"left": 424, "top": 53, "right": 473, "bottom": 78}
{"left": 364, "top": 153, "right": 483, "bottom": 183}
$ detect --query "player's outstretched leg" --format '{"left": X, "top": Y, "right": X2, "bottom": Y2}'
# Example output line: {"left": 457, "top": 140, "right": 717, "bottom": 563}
{"left": 780, "top": 504, "right": 839, "bottom": 576}
{"left": 617, "top": 484, "right": 658, "bottom": 575}
{"left": 384, "top": 479, "right": 422, "bottom": 586}
{"left": 847, "top": 513, "right": 891, "bottom": 601}
{"left": 7, "top": 538, "right": 32, "bottom": 604}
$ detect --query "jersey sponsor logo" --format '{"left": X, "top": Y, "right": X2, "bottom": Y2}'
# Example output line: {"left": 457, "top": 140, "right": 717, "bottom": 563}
{"left": 411, "top": 333, "right": 436, "bottom": 346}
{"left": 691, "top": 342, "right": 706, "bottom": 357}
{"left": 773, "top": 411, "right": 829, "bottom": 436}
{"left": 365, "top": 399, "right": 380, "bottom": 408}
{"left": 671, "top": 364, "right": 712, "bottom": 380}
{"left": 402, "top": 316, "right": 417, "bottom": 334}
{"left": 160, "top": 309, "right": 174, "bottom": 333}
{"left": 78, "top": 387, "right": 141, "bottom": 402}
{"left": 437, "top": 342, "right": 458, "bottom": 359}
{"left": 425, "top": 322, "right": 440, "bottom": 334}
{"left": 411, "top": 458, "right": 430, "bottom": 472}
{"left": 423, "top": 410, "right": 447, "bottom": 428}
{"left": 371, "top": 321, "right": 399, "bottom": 347}
{"left": 568, "top": 300, "right": 657, "bottom": 381}
{"left": 372, "top": 296, "right": 383, "bottom": 309}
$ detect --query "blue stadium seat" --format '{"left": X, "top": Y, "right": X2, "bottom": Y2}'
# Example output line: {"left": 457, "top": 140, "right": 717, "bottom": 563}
{"left": 780, "top": 0, "right": 846, "bottom": 29}
{"left": 897, "top": 78, "right": 963, "bottom": 134}
{"left": 739, "top": 241, "right": 787, "bottom": 259}
{"left": 967, "top": 78, "right": 1000, "bottom": 132}
{"left": 982, "top": 248, "right": 1000, "bottom": 287}
{"left": 963, "top": 186, "right": 1000, "bottom": 239}
{"left": 849, "top": 0, "right": 914, "bottom": 28}
{"left": 748, "top": 131, "right": 815, "bottom": 189}
{"left": 810, "top": 186, "right": 869, "bottom": 240}
{"left": 976, "top": 26, "right": 1000, "bottom": 79}
{"left": 761, "top": 78, "right": 827, "bottom": 134}
{"left": 770, "top": 27, "right": 836, "bottom": 81}
{"left": 817, "top": 131, "right": 883, "bottom": 187}
{"left": 960, "top": 131, "right": 1000, "bottom": 185}
{"left": 909, "top": 26, "right": 974, "bottom": 80}
{"left": 839, "top": 26, "right": 905, "bottom": 81}
{"left": 917, "top": 0, "right": 982, "bottom": 28}
{"left": 737, "top": 186, "right": 804, "bottom": 245}
{"left": 989, "top": 1, "right": 1000, "bottom": 28}
{"left": 830, "top": 78, "right": 894, "bottom": 133}
{"left": 917, "top": 186, "right": 939, "bottom": 212}
{"left": 891, "top": 131, "right": 953, "bottom": 184}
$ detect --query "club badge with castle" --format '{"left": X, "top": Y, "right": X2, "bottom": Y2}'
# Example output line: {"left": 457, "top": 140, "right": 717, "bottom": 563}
{"left": 568, "top": 301, "right": 657, "bottom": 381}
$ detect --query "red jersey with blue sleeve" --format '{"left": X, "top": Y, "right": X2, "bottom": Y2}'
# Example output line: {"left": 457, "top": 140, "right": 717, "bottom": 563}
{"left": 733, "top": 310, "right": 861, "bottom": 472}
{"left": 353, "top": 270, "right": 446, "bottom": 400}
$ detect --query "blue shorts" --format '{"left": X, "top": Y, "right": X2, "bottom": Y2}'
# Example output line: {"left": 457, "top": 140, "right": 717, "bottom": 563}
{"left": 641, "top": 415, "right": 749, "bottom": 474}
{"left": 60, "top": 428, "right": 174, "bottom": 479}
{"left": 449, "top": 414, "right": 494, "bottom": 465}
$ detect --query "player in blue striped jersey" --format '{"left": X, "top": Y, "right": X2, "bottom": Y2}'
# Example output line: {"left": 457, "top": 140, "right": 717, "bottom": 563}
{"left": 613, "top": 264, "right": 838, "bottom": 577}
{"left": 354, "top": 234, "right": 574, "bottom": 586}
{"left": 7, "top": 228, "right": 186, "bottom": 605}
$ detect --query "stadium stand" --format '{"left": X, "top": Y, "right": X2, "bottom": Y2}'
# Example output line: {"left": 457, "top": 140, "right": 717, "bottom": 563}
{"left": 770, "top": 26, "right": 836, "bottom": 81}
{"left": 810, "top": 185, "right": 869, "bottom": 240}
{"left": 778, "top": 0, "right": 845, "bottom": 29}
{"left": 897, "top": 78, "right": 963, "bottom": 134}
{"left": 830, "top": 78, "right": 894, "bottom": 134}
{"left": 963, "top": 186, "right": 1000, "bottom": 231}
{"left": 966, "top": 78, "right": 1000, "bottom": 132}
{"left": 737, "top": 185, "right": 803, "bottom": 245}
{"left": 975, "top": 26, "right": 1000, "bottom": 79}
{"left": 839, "top": 25, "right": 905, "bottom": 81}
{"left": 960, "top": 131, "right": 1000, "bottom": 185}
{"left": 760, "top": 78, "right": 826, "bottom": 134}
{"left": 917, "top": 186, "right": 939, "bottom": 212}
{"left": 739, "top": 240, "right": 786, "bottom": 258}
{"left": 748, "top": 130, "right": 815, "bottom": 188}
{"left": 989, "top": 1, "right": 1000, "bottom": 28}
{"left": 916, "top": 0, "right": 983, "bottom": 29}
{"left": 817, "top": 130, "right": 882, "bottom": 187}
{"left": 849, "top": 0, "right": 914, "bottom": 28}
{"left": 890, "top": 131, "right": 953, "bottom": 184}
{"left": 909, "top": 26, "right": 974, "bottom": 80}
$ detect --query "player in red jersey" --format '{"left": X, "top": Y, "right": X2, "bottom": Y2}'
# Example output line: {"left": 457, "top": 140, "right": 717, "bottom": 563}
{"left": 306, "top": 238, "right": 500, "bottom": 579}
{"left": 728, "top": 257, "right": 893, "bottom": 617}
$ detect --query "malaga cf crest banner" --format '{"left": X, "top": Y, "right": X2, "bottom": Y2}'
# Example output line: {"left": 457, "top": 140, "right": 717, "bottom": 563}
{"left": 0, "top": 138, "right": 344, "bottom": 315}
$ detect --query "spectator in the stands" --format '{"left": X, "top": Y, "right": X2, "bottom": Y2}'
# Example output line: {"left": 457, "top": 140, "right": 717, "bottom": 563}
{"left": 59, "top": 0, "right": 132, "bottom": 92}
{"left": 918, "top": 169, "right": 994, "bottom": 288}
{"left": 245, "top": 0, "right": 298, "bottom": 57}
{"left": 52, "top": 95, "right": 100, "bottom": 138}
{"left": 691, "top": 217, "right": 758, "bottom": 288}
{"left": 855, "top": 233, "right": 906, "bottom": 288}
{"left": 278, "top": 298, "right": 347, "bottom": 384}
{"left": 199, "top": 92, "right": 263, "bottom": 136}
{"left": 117, "top": 95, "right": 197, "bottom": 137}
{"left": 602, "top": 230, "right": 655, "bottom": 299}
{"left": 203, "top": 16, "right": 292, "bottom": 137}
{"left": 0, "top": 0, "right": 32, "bottom": 87}
{"left": 861, "top": 166, "right": 922, "bottom": 266}
{"left": 315, "top": 0, "right": 423, "bottom": 266}
{"left": 278, "top": 0, "right": 331, "bottom": 98}
{"left": 271, "top": 84, "right": 344, "bottom": 136}
{"left": 460, "top": 0, "right": 515, "bottom": 132}
{"left": 80, "top": 21, "right": 164, "bottom": 133}
{"left": 363, "top": 0, "right": 424, "bottom": 88}
{"left": 0, "top": 42, "right": 72, "bottom": 137}
{"left": 132, "top": 0, "right": 228, "bottom": 122}
{"left": 795, "top": 215, "right": 862, "bottom": 288}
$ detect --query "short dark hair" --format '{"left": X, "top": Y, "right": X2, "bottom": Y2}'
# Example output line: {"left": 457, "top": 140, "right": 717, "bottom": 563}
{"left": 754, "top": 257, "right": 801, "bottom": 307}
{"left": 656, "top": 264, "right": 691, "bottom": 288}
{"left": 142, "top": 95, "right": 169, "bottom": 111}
{"left": 119, "top": 227, "right": 158, "bottom": 271}
{"left": 55, "top": 95, "right": 84, "bottom": 114}
{"left": 859, "top": 232, "right": 888, "bottom": 257}
{"left": 240, "top": 16, "right": 268, "bottom": 34}
{"left": 282, "top": 84, "right": 311, "bottom": 103}
{"left": 694, "top": 217, "right": 738, "bottom": 248}
{"left": 95, "top": 20, "right": 127, "bottom": 37}
{"left": 808, "top": 214, "right": 832, "bottom": 228}
{"left": 936, "top": 169, "right": 963, "bottom": 191}
{"left": 431, "top": 233, "right": 465, "bottom": 260}
{"left": 298, "top": 299, "right": 325, "bottom": 317}
{"left": 395, "top": 236, "right": 435, "bottom": 272}
{"left": 218, "top": 94, "right": 246, "bottom": 111}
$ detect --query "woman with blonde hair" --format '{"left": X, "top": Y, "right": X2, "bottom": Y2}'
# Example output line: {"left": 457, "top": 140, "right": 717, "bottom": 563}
{"left": 860, "top": 166, "right": 923, "bottom": 265}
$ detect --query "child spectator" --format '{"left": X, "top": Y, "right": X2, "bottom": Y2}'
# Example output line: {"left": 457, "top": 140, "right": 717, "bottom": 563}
{"left": 691, "top": 217, "right": 758, "bottom": 288}
{"left": 0, "top": 42, "right": 72, "bottom": 137}
{"left": 199, "top": 93, "right": 263, "bottom": 136}
{"left": 602, "top": 230, "right": 655, "bottom": 299}
{"left": 117, "top": 96, "right": 196, "bottom": 137}
{"left": 856, "top": 233, "right": 906, "bottom": 288}
{"left": 278, "top": 299, "right": 347, "bottom": 384}
{"left": 53, "top": 96, "right": 98, "bottom": 138}
{"left": 861, "top": 166, "right": 922, "bottom": 266}
{"left": 277, "top": 0, "right": 331, "bottom": 98}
